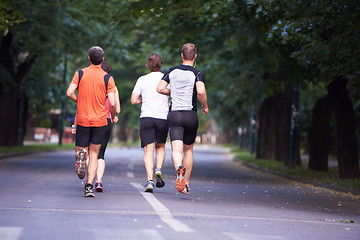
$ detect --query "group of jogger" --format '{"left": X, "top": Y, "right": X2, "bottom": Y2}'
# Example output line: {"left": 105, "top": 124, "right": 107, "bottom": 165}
{"left": 66, "top": 43, "right": 209, "bottom": 197}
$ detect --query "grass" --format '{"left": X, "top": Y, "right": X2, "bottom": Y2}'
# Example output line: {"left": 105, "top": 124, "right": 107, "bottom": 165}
{"left": 0, "top": 143, "right": 75, "bottom": 154}
{"left": 228, "top": 145, "right": 360, "bottom": 191}
{"left": 0, "top": 141, "right": 137, "bottom": 155}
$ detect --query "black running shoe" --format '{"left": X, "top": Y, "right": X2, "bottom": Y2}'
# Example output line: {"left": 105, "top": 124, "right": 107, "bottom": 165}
{"left": 95, "top": 181, "right": 103, "bottom": 192}
{"left": 154, "top": 169, "right": 165, "bottom": 188}
{"left": 84, "top": 183, "right": 95, "bottom": 197}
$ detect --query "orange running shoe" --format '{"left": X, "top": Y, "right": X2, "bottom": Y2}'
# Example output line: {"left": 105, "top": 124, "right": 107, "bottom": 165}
{"left": 175, "top": 166, "right": 186, "bottom": 192}
{"left": 178, "top": 183, "right": 189, "bottom": 194}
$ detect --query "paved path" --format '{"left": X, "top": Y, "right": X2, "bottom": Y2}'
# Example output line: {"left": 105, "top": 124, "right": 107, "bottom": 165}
{"left": 0, "top": 145, "right": 359, "bottom": 240}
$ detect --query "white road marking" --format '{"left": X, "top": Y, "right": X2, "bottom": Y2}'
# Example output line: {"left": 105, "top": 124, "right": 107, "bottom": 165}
{"left": 126, "top": 158, "right": 134, "bottom": 178}
{"left": 127, "top": 161, "right": 135, "bottom": 178}
{"left": 91, "top": 229, "right": 166, "bottom": 240}
{"left": 223, "top": 232, "right": 284, "bottom": 240}
{"left": 131, "top": 182, "right": 194, "bottom": 233}
{"left": 127, "top": 171, "right": 134, "bottom": 178}
{"left": 0, "top": 227, "right": 23, "bottom": 240}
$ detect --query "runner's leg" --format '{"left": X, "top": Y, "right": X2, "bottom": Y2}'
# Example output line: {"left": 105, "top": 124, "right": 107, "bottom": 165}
{"left": 96, "top": 119, "right": 112, "bottom": 183}
{"left": 86, "top": 125, "right": 106, "bottom": 186}
{"left": 75, "top": 146, "right": 89, "bottom": 154}
{"left": 144, "top": 142, "right": 155, "bottom": 181}
{"left": 86, "top": 143, "right": 101, "bottom": 185}
{"left": 181, "top": 111, "right": 198, "bottom": 184}
{"left": 74, "top": 125, "right": 90, "bottom": 179}
{"left": 75, "top": 146, "right": 89, "bottom": 179}
{"left": 155, "top": 142, "right": 166, "bottom": 170}
{"left": 183, "top": 143, "right": 194, "bottom": 183}
{"left": 96, "top": 159, "right": 105, "bottom": 183}
{"left": 171, "top": 140, "right": 183, "bottom": 169}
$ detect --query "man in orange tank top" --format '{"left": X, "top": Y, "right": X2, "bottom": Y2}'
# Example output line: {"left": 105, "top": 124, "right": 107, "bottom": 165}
{"left": 66, "top": 46, "right": 117, "bottom": 197}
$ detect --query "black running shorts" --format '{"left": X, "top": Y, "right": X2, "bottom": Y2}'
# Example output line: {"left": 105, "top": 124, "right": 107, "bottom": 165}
{"left": 98, "top": 118, "right": 113, "bottom": 160}
{"left": 75, "top": 124, "right": 107, "bottom": 147}
{"left": 140, "top": 117, "right": 169, "bottom": 148}
{"left": 167, "top": 111, "right": 198, "bottom": 145}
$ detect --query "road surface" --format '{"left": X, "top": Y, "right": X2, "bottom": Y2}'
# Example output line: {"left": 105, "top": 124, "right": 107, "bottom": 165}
{"left": 0, "top": 145, "right": 359, "bottom": 240}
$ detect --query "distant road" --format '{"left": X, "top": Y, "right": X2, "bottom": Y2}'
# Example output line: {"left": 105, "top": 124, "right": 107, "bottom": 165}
{"left": 0, "top": 145, "right": 359, "bottom": 240}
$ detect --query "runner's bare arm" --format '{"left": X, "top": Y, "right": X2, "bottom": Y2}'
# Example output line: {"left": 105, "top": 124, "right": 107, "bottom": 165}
{"left": 107, "top": 92, "right": 117, "bottom": 123}
{"left": 115, "top": 87, "right": 121, "bottom": 113}
{"left": 157, "top": 80, "right": 170, "bottom": 96}
{"left": 71, "top": 115, "right": 77, "bottom": 134}
{"left": 130, "top": 92, "right": 142, "bottom": 105}
{"left": 196, "top": 81, "right": 209, "bottom": 115}
{"left": 66, "top": 83, "right": 78, "bottom": 102}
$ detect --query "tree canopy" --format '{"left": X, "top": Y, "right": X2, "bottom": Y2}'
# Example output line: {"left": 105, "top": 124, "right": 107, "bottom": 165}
{"left": 1, "top": 1, "right": 359, "bottom": 177}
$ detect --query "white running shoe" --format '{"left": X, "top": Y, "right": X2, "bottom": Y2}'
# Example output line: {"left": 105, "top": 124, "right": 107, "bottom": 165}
{"left": 145, "top": 180, "right": 155, "bottom": 193}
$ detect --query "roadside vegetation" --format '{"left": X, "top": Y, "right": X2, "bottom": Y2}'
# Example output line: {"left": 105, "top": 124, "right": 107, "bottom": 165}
{"left": 0, "top": 143, "right": 74, "bottom": 154}
{"left": 229, "top": 145, "right": 360, "bottom": 192}
{"left": 0, "top": 141, "right": 136, "bottom": 155}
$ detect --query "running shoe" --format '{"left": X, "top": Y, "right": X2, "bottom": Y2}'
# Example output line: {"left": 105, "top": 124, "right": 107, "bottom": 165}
{"left": 175, "top": 166, "right": 186, "bottom": 192}
{"left": 145, "top": 180, "right": 155, "bottom": 193}
{"left": 75, "top": 149, "right": 87, "bottom": 179}
{"left": 154, "top": 169, "right": 165, "bottom": 188}
{"left": 178, "top": 183, "right": 189, "bottom": 194}
{"left": 95, "top": 181, "right": 103, "bottom": 192}
{"left": 84, "top": 183, "right": 95, "bottom": 197}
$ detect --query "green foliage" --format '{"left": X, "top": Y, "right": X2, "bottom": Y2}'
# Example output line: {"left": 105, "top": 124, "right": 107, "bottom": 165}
{"left": 0, "top": 0, "right": 25, "bottom": 34}
{"left": 261, "top": 0, "right": 360, "bottom": 81}
{"left": 2, "top": 0, "right": 125, "bottom": 127}
{"left": 229, "top": 145, "right": 360, "bottom": 190}
{"left": 1, "top": 0, "right": 359, "bottom": 150}
{"left": 0, "top": 143, "right": 74, "bottom": 154}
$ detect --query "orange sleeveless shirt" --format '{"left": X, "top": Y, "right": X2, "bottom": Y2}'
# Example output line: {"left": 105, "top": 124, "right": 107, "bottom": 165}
{"left": 71, "top": 64, "right": 115, "bottom": 127}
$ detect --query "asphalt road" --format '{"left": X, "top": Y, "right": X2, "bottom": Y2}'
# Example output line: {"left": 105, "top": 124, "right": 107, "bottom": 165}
{"left": 0, "top": 145, "right": 359, "bottom": 240}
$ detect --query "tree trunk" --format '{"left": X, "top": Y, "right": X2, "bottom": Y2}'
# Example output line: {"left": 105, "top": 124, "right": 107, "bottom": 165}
{"left": 256, "top": 84, "right": 293, "bottom": 163}
{"left": 308, "top": 95, "right": 332, "bottom": 171}
{"left": 328, "top": 76, "right": 360, "bottom": 178}
{"left": 0, "top": 87, "right": 19, "bottom": 146}
{"left": 274, "top": 84, "right": 293, "bottom": 163}
{"left": 117, "top": 115, "right": 129, "bottom": 142}
{"left": 0, "top": 32, "right": 35, "bottom": 146}
{"left": 17, "top": 93, "right": 29, "bottom": 146}
{"left": 256, "top": 96, "right": 277, "bottom": 160}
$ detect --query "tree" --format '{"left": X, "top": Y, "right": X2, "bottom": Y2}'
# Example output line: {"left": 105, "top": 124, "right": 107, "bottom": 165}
{"left": 259, "top": 0, "right": 360, "bottom": 177}
{"left": 0, "top": 0, "right": 117, "bottom": 146}
{"left": 1, "top": 0, "right": 358, "bottom": 178}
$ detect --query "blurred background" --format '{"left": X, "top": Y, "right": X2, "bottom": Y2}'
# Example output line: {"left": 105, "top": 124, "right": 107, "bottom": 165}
{"left": 0, "top": 0, "right": 359, "bottom": 178}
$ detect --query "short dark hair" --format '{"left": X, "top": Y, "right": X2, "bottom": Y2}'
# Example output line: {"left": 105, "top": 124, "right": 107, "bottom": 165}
{"left": 88, "top": 46, "right": 104, "bottom": 65}
{"left": 181, "top": 43, "right": 197, "bottom": 60}
{"left": 101, "top": 61, "right": 111, "bottom": 73}
{"left": 146, "top": 53, "right": 163, "bottom": 72}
